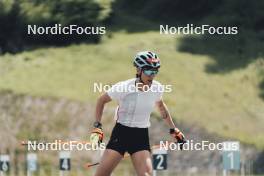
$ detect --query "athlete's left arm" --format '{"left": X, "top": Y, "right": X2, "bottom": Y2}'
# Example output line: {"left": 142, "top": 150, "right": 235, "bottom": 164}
{"left": 156, "top": 99, "right": 176, "bottom": 128}
{"left": 156, "top": 99, "right": 186, "bottom": 144}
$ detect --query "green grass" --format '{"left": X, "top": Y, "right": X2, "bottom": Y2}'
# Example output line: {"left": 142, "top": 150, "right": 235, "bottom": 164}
{"left": 0, "top": 31, "right": 264, "bottom": 149}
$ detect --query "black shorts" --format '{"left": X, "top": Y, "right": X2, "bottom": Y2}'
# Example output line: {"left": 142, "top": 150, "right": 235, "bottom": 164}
{"left": 106, "top": 123, "right": 151, "bottom": 155}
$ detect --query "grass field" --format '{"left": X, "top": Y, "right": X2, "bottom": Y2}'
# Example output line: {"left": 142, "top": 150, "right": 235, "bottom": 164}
{"left": 0, "top": 31, "right": 264, "bottom": 149}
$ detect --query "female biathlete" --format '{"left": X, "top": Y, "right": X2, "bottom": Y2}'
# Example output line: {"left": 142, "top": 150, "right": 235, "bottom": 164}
{"left": 90, "top": 51, "right": 186, "bottom": 176}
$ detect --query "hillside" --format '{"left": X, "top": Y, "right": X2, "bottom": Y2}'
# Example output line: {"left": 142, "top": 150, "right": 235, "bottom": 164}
{"left": 0, "top": 31, "right": 264, "bottom": 149}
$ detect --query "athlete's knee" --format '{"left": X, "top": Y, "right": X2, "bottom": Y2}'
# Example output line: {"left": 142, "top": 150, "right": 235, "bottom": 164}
{"left": 140, "top": 164, "right": 152, "bottom": 176}
{"left": 146, "top": 157, "right": 153, "bottom": 175}
{"left": 94, "top": 164, "right": 113, "bottom": 176}
{"left": 144, "top": 168, "right": 152, "bottom": 176}
{"left": 95, "top": 169, "right": 111, "bottom": 176}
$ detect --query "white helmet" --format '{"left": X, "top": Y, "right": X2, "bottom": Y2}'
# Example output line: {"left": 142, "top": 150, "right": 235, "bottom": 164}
{"left": 133, "top": 51, "right": 160, "bottom": 69}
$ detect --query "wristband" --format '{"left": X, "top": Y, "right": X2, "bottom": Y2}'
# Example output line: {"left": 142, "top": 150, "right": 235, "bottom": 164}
{"left": 169, "top": 128, "right": 180, "bottom": 134}
{"left": 93, "top": 121, "right": 102, "bottom": 129}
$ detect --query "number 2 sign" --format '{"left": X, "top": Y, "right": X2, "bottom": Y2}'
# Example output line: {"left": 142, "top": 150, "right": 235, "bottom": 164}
{"left": 152, "top": 148, "right": 167, "bottom": 170}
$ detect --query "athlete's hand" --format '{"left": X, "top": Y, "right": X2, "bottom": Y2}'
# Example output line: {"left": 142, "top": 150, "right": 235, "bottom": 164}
{"left": 170, "top": 128, "right": 186, "bottom": 150}
{"left": 90, "top": 128, "right": 104, "bottom": 146}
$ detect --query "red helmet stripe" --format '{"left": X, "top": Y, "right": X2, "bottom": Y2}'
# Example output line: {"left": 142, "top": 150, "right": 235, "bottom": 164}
{"left": 147, "top": 58, "right": 160, "bottom": 63}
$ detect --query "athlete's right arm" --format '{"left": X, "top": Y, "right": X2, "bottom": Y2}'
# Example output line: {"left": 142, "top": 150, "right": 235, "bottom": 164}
{"left": 95, "top": 93, "right": 112, "bottom": 123}
{"left": 90, "top": 93, "right": 112, "bottom": 145}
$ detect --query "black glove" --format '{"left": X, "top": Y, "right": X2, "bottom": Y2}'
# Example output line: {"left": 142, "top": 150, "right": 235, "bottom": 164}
{"left": 170, "top": 128, "right": 187, "bottom": 150}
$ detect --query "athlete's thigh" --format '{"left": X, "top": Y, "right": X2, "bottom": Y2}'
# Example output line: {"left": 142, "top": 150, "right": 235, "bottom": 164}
{"left": 130, "top": 150, "right": 152, "bottom": 176}
{"left": 95, "top": 149, "right": 123, "bottom": 176}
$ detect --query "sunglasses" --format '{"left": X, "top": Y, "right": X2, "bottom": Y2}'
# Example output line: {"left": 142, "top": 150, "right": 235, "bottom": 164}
{"left": 143, "top": 69, "right": 159, "bottom": 76}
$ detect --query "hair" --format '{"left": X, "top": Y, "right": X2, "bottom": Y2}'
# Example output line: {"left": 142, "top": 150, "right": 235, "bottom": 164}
{"left": 136, "top": 67, "right": 141, "bottom": 78}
